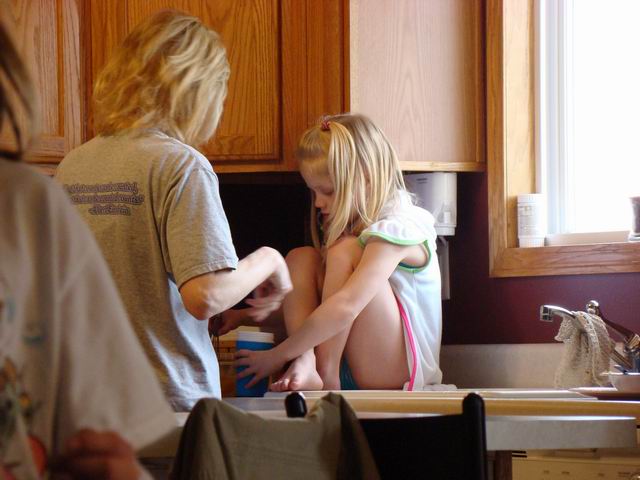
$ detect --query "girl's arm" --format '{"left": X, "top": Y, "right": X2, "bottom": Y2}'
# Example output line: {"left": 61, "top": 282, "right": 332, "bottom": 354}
{"left": 236, "top": 238, "right": 415, "bottom": 380}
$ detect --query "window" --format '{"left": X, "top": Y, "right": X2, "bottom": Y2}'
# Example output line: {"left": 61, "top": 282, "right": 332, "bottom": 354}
{"left": 486, "top": 0, "right": 640, "bottom": 277}
{"left": 537, "top": 0, "right": 640, "bottom": 238}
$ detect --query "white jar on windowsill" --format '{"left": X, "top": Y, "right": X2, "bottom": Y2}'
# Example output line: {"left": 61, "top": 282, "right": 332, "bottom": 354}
{"left": 518, "top": 193, "right": 546, "bottom": 247}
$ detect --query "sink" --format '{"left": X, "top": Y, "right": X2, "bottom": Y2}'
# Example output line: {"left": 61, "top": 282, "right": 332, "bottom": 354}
{"left": 456, "top": 388, "right": 591, "bottom": 399}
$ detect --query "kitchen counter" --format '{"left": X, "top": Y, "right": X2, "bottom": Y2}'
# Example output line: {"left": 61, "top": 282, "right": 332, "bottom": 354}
{"left": 139, "top": 390, "right": 639, "bottom": 480}
{"left": 239, "top": 389, "right": 640, "bottom": 423}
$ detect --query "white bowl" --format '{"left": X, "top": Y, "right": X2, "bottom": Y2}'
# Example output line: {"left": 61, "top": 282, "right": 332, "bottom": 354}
{"left": 609, "top": 372, "right": 640, "bottom": 392}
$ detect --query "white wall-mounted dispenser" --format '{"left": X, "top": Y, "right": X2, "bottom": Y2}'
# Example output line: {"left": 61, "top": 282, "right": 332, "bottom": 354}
{"left": 403, "top": 172, "right": 457, "bottom": 300}
{"left": 403, "top": 172, "right": 457, "bottom": 236}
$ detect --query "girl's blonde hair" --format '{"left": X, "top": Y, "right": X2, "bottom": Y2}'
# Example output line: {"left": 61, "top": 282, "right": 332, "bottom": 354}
{"left": 296, "top": 113, "right": 407, "bottom": 248}
{"left": 0, "top": 20, "right": 37, "bottom": 161}
{"left": 93, "top": 10, "right": 229, "bottom": 146}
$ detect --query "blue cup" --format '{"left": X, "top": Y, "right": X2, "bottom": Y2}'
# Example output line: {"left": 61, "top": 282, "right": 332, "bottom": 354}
{"left": 235, "top": 331, "right": 274, "bottom": 397}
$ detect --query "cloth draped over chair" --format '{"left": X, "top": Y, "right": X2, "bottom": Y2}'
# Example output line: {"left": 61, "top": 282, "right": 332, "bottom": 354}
{"left": 170, "top": 393, "right": 379, "bottom": 480}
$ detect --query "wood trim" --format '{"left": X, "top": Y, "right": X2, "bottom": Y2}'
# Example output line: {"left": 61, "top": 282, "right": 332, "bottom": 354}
{"left": 281, "top": 0, "right": 308, "bottom": 171}
{"left": 487, "top": 0, "right": 640, "bottom": 278}
{"left": 281, "top": 0, "right": 347, "bottom": 172}
{"left": 62, "top": 0, "right": 84, "bottom": 151}
{"left": 493, "top": 242, "right": 640, "bottom": 277}
{"left": 402, "top": 161, "right": 486, "bottom": 173}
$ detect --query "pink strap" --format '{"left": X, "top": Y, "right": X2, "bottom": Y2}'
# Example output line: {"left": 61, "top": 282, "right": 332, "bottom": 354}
{"left": 395, "top": 295, "right": 417, "bottom": 391}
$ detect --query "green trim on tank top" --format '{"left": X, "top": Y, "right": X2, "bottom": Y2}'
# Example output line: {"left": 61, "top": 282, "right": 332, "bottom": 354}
{"left": 357, "top": 232, "right": 432, "bottom": 273}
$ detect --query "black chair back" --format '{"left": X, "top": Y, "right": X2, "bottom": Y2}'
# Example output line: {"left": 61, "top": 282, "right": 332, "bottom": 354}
{"left": 360, "top": 393, "right": 488, "bottom": 479}
{"left": 286, "top": 392, "right": 488, "bottom": 480}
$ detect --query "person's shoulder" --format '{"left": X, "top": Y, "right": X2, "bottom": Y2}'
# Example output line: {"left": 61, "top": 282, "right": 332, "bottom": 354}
{"left": 140, "top": 131, "right": 212, "bottom": 171}
{"left": 1, "top": 158, "right": 98, "bottom": 271}
{"left": 361, "top": 193, "right": 437, "bottom": 244}
{"left": 399, "top": 203, "right": 436, "bottom": 227}
{"left": 59, "top": 135, "right": 103, "bottom": 167}
{"left": 63, "top": 132, "right": 211, "bottom": 172}
{"left": 1, "top": 159, "right": 64, "bottom": 205}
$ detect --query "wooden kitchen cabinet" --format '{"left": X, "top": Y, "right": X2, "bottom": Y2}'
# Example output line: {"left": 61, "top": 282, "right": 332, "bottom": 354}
{"left": 0, "top": 0, "right": 86, "bottom": 171}
{"left": 349, "top": 0, "right": 486, "bottom": 172}
{"left": 5, "top": 0, "right": 346, "bottom": 173}
{"left": 89, "top": 0, "right": 346, "bottom": 172}
{"left": 7, "top": 0, "right": 483, "bottom": 174}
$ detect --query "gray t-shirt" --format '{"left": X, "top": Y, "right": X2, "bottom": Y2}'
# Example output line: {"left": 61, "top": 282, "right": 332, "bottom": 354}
{"left": 56, "top": 131, "right": 239, "bottom": 411}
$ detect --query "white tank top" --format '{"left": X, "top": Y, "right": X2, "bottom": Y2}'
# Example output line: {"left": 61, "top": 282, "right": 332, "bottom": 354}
{"left": 358, "top": 194, "right": 443, "bottom": 389}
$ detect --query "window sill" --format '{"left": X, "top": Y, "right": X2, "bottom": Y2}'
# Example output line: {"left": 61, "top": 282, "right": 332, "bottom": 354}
{"left": 544, "top": 231, "right": 630, "bottom": 246}
{"left": 491, "top": 242, "right": 640, "bottom": 277}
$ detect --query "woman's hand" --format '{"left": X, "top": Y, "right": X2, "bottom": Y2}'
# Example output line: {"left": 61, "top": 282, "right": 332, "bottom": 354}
{"left": 210, "top": 309, "right": 248, "bottom": 336}
{"left": 246, "top": 256, "right": 293, "bottom": 321}
{"left": 235, "top": 347, "right": 287, "bottom": 388}
{"left": 52, "top": 429, "right": 144, "bottom": 480}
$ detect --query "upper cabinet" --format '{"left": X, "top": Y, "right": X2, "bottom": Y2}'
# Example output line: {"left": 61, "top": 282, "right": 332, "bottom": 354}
{"left": 7, "top": 0, "right": 484, "bottom": 173}
{"left": 6, "top": 0, "right": 346, "bottom": 173}
{"left": 88, "top": 0, "right": 346, "bottom": 173}
{"left": 349, "top": 0, "right": 486, "bottom": 172}
{"left": 0, "top": 0, "right": 85, "bottom": 170}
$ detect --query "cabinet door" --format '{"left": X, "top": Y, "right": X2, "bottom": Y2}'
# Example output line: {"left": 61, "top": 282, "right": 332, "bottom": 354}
{"left": 89, "top": 0, "right": 346, "bottom": 173}
{"left": 0, "top": 0, "right": 85, "bottom": 168}
{"left": 89, "top": 0, "right": 280, "bottom": 167}
{"left": 350, "top": 0, "right": 485, "bottom": 172}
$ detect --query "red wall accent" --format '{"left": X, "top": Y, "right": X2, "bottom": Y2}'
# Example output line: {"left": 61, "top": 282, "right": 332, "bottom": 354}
{"left": 220, "top": 175, "right": 639, "bottom": 345}
{"left": 443, "top": 173, "right": 640, "bottom": 345}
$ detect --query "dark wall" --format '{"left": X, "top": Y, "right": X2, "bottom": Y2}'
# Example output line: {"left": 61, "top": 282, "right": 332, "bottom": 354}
{"left": 219, "top": 179, "right": 310, "bottom": 259}
{"left": 220, "top": 174, "right": 640, "bottom": 345}
{"left": 444, "top": 173, "right": 640, "bottom": 344}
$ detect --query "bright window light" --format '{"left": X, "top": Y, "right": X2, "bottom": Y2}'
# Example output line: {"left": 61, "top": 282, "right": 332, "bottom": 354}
{"left": 537, "top": 0, "right": 640, "bottom": 235}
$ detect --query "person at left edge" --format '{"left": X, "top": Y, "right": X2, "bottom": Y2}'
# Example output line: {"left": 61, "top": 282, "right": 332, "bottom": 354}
{"left": 0, "top": 15, "right": 174, "bottom": 479}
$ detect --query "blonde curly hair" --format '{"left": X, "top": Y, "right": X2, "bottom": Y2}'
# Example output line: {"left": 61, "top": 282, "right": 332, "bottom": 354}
{"left": 296, "top": 113, "right": 407, "bottom": 249}
{"left": 93, "top": 10, "right": 229, "bottom": 147}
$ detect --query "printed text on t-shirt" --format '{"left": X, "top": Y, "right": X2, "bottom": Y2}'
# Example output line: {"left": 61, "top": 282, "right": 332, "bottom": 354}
{"left": 63, "top": 182, "right": 145, "bottom": 216}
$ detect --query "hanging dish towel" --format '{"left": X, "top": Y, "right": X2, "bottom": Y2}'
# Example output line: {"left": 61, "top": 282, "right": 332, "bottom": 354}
{"left": 554, "top": 311, "right": 611, "bottom": 388}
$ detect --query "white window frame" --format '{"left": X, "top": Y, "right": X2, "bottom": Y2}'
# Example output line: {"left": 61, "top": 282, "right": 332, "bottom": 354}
{"left": 535, "top": 0, "right": 629, "bottom": 244}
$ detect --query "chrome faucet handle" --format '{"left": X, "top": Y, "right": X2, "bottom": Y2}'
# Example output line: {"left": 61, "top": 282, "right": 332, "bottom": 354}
{"left": 586, "top": 300, "right": 600, "bottom": 315}
{"left": 586, "top": 300, "right": 637, "bottom": 343}
{"left": 585, "top": 300, "right": 640, "bottom": 371}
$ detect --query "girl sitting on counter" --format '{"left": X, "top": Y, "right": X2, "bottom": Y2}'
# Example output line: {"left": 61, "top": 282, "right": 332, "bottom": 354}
{"left": 232, "top": 113, "right": 443, "bottom": 392}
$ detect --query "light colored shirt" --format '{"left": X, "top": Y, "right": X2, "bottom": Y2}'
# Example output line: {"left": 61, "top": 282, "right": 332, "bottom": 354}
{"left": 0, "top": 159, "right": 174, "bottom": 478}
{"left": 56, "top": 131, "right": 239, "bottom": 410}
{"left": 359, "top": 193, "right": 443, "bottom": 389}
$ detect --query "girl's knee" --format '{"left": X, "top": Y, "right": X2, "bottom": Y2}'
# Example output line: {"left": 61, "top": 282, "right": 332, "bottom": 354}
{"left": 285, "top": 246, "right": 321, "bottom": 269}
{"left": 326, "top": 235, "right": 362, "bottom": 263}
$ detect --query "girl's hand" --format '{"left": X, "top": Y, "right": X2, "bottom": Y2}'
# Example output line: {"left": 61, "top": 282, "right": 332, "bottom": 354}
{"left": 52, "top": 429, "right": 143, "bottom": 480}
{"left": 235, "top": 348, "right": 286, "bottom": 388}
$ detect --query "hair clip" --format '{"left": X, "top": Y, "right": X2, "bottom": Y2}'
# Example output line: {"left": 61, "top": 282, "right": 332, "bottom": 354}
{"left": 320, "top": 119, "right": 331, "bottom": 131}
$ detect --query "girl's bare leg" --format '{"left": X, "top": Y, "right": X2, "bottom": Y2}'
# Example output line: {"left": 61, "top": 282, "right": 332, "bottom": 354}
{"left": 316, "top": 237, "right": 409, "bottom": 390}
{"left": 270, "top": 247, "right": 324, "bottom": 391}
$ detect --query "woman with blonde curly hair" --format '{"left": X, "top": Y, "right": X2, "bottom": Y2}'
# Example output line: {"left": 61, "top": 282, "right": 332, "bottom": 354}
{"left": 57, "top": 10, "right": 291, "bottom": 411}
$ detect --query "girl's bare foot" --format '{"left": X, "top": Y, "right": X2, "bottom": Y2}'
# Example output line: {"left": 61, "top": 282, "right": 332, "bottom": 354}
{"left": 270, "top": 354, "right": 323, "bottom": 391}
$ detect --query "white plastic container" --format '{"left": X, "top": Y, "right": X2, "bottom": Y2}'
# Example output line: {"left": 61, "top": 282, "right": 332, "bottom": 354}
{"left": 517, "top": 193, "right": 546, "bottom": 247}
{"left": 403, "top": 172, "right": 457, "bottom": 236}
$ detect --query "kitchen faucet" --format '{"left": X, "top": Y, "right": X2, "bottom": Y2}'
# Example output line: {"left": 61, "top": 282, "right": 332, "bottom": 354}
{"left": 540, "top": 300, "right": 640, "bottom": 371}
